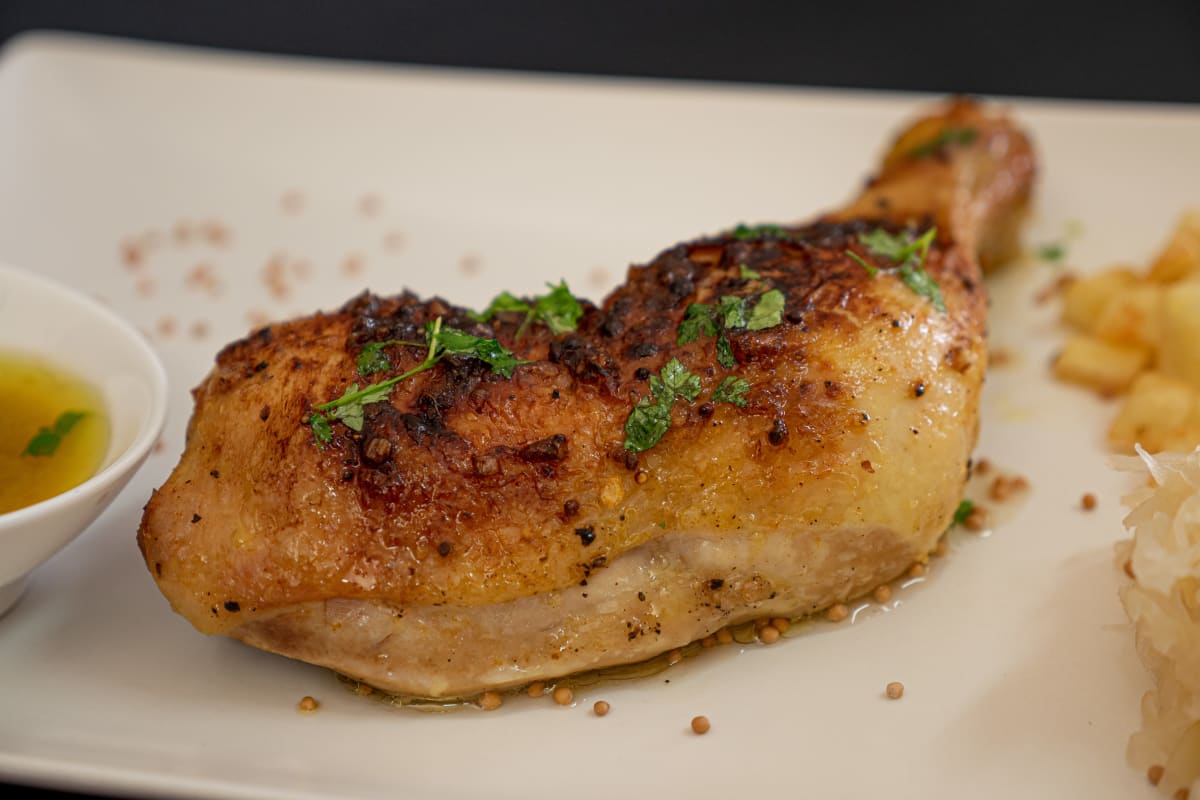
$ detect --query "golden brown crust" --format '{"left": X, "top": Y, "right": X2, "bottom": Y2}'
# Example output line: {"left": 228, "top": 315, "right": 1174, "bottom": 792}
{"left": 139, "top": 98, "right": 1035, "bottom": 675}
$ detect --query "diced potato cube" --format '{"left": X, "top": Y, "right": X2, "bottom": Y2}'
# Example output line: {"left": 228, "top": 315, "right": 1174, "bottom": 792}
{"left": 1147, "top": 209, "right": 1200, "bottom": 283}
{"left": 1053, "top": 334, "right": 1151, "bottom": 395}
{"left": 1157, "top": 279, "right": 1200, "bottom": 390}
{"left": 1108, "top": 371, "right": 1200, "bottom": 452}
{"left": 1092, "top": 283, "right": 1165, "bottom": 350}
{"left": 1061, "top": 267, "right": 1139, "bottom": 331}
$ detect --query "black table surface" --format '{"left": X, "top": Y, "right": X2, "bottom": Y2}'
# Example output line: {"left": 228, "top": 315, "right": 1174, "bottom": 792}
{"left": 1, "top": 1, "right": 1198, "bottom": 798}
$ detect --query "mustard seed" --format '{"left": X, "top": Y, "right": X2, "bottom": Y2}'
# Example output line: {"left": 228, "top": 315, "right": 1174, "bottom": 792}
{"left": 527, "top": 681, "right": 546, "bottom": 698}
{"left": 1081, "top": 492, "right": 1097, "bottom": 510}
{"left": 593, "top": 700, "right": 610, "bottom": 717}
{"left": 478, "top": 691, "right": 502, "bottom": 711}
{"left": 700, "top": 635, "right": 717, "bottom": 648}
{"left": 909, "top": 562, "right": 927, "bottom": 578}
{"left": 691, "top": 715, "right": 711, "bottom": 734}
{"left": 873, "top": 584, "right": 892, "bottom": 604}
{"left": 827, "top": 603, "right": 849, "bottom": 622}
{"left": 759, "top": 625, "right": 781, "bottom": 644}
{"left": 297, "top": 695, "right": 319, "bottom": 713}
{"left": 667, "top": 649, "right": 684, "bottom": 666}
{"left": 716, "top": 628, "right": 734, "bottom": 645}
{"left": 552, "top": 686, "right": 574, "bottom": 705}
{"left": 990, "top": 476, "right": 1014, "bottom": 501}
{"left": 771, "top": 617, "right": 790, "bottom": 634}
{"left": 886, "top": 682, "right": 904, "bottom": 699}
{"left": 965, "top": 506, "right": 988, "bottom": 532}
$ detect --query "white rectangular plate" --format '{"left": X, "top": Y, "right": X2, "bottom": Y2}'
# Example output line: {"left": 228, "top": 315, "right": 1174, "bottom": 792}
{"left": 0, "top": 32, "right": 1197, "bottom": 800}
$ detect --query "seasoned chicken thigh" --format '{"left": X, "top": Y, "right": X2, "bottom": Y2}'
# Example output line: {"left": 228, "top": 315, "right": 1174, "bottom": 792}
{"left": 139, "top": 99, "right": 1034, "bottom": 698}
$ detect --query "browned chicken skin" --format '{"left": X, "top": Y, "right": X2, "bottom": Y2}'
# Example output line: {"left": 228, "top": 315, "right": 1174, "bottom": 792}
{"left": 139, "top": 99, "right": 1034, "bottom": 698}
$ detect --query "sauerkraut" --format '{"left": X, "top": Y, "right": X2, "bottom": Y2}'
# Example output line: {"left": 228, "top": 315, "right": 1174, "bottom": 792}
{"left": 1116, "top": 445, "right": 1200, "bottom": 795}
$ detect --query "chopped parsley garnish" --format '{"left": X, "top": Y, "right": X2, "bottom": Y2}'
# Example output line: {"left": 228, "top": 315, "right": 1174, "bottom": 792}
{"left": 738, "top": 264, "right": 762, "bottom": 280}
{"left": 309, "top": 413, "right": 333, "bottom": 445}
{"left": 711, "top": 376, "right": 750, "bottom": 407}
{"left": 746, "top": 289, "right": 785, "bottom": 330}
{"left": 651, "top": 357, "right": 702, "bottom": 404}
{"left": 846, "top": 227, "right": 946, "bottom": 312}
{"left": 1037, "top": 242, "right": 1066, "bottom": 262}
{"left": 677, "top": 303, "right": 719, "bottom": 345}
{"left": 909, "top": 126, "right": 978, "bottom": 159}
{"left": 356, "top": 340, "right": 409, "bottom": 376}
{"left": 624, "top": 359, "right": 755, "bottom": 452}
{"left": 470, "top": 280, "right": 583, "bottom": 338}
{"left": 719, "top": 295, "right": 747, "bottom": 329}
{"left": 715, "top": 335, "right": 736, "bottom": 370}
{"left": 952, "top": 498, "right": 975, "bottom": 527}
{"left": 624, "top": 396, "right": 673, "bottom": 455}
{"left": 676, "top": 290, "right": 786, "bottom": 367}
{"left": 308, "top": 317, "right": 526, "bottom": 445}
{"left": 23, "top": 411, "right": 87, "bottom": 457}
{"left": 731, "top": 223, "right": 790, "bottom": 240}
{"left": 624, "top": 357, "right": 700, "bottom": 453}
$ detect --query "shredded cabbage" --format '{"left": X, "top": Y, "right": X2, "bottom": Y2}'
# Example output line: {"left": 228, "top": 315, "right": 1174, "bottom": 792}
{"left": 1117, "top": 444, "right": 1200, "bottom": 795}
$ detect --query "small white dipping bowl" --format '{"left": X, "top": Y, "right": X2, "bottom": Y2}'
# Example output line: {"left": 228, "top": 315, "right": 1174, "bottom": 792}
{"left": 0, "top": 262, "right": 167, "bottom": 616}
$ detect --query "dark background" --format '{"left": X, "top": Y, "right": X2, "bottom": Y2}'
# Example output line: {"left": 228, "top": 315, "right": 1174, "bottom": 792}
{"left": 1, "top": 1, "right": 1197, "bottom": 799}
{"left": 2, "top": 0, "right": 1200, "bottom": 103}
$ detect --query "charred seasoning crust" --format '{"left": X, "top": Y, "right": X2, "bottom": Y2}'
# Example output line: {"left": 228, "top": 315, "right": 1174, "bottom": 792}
{"left": 141, "top": 193, "right": 990, "bottom": 635}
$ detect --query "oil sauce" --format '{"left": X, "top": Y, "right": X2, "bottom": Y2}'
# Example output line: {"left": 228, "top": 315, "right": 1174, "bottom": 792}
{"left": 0, "top": 350, "right": 108, "bottom": 514}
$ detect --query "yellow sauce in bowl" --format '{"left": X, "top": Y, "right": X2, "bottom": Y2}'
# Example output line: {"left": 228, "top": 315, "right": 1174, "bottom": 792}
{"left": 0, "top": 350, "right": 109, "bottom": 514}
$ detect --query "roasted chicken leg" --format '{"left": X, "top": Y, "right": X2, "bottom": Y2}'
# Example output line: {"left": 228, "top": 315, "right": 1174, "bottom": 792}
{"left": 139, "top": 99, "right": 1034, "bottom": 699}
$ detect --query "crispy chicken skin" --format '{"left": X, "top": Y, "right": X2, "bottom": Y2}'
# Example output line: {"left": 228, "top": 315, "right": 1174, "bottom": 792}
{"left": 139, "top": 99, "right": 1034, "bottom": 698}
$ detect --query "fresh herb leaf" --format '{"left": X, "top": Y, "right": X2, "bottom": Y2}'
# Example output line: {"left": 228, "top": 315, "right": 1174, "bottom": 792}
{"left": 897, "top": 264, "right": 946, "bottom": 313}
{"left": 531, "top": 281, "right": 584, "bottom": 335}
{"left": 23, "top": 430, "right": 60, "bottom": 457}
{"left": 846, "top": 249, "right": 878, "bottom": 275}
{"left": 846, "top": 227, "right": 945, "bottom": 312}
{"left": 910, "top": 126, "right": 978, "bottom": 159}
{"left": 719, "top": 295, "right": 748, "bottom": 329}
{"left": 22, "top": 411, "right": 87, "bottom": 457}
{"left": 675, "top": 287, "right": 785, "bottom": 368}
{"left": 310, "top": 317, "right": 526, "bottom": 443}
{"left": 738, "top": 263, "right": 761, "bottom": 280}
{"left": 356, "top": 341, "right": 400, "bottom": 376}
{"left": 731, "top": 223, "right": 789, "bottom": 240}
{"left": 712, "top": 376, "right": 750, "bottom": 407}
{"left": 716, "top": 334, "right": 736, "bottom": 369}
{"left": 436, "top": 326, "right": 527, "bottom": 378}
{"left": 624, "top": 358, "right": 703, "bottom": 452}
{"left": 1037, "top": 242, "right": 1066, "bottom": 261}
{"left": 324, "top": 383, "right": 373, "bottom": 432}
{"left": 952, "top": 499, "right": 975, "bottom": 527}
{"left": 468, "top": 291, "right": 529, "bottom": 322}
{"left": 655, "top": 358, "right": 702, "bottom": 403}
{"left": 678, "top": 303, "right": 718, "bottom": 345}
{"left": 623, "top": 397, "right": 673, "bottom": 454}
{"left": 858, "top": 228, "right": 927, "bottom": 263}
{"left": 53, "top": 411, "right": 86, "bottom": 436}
{"left": 470, "top": 281, "right": 583, "bottom": 338}
{"left": 331, "top": 403, "right": 365, "bottom": 432}
{"left": 746, "top": 289, "right": 785, "bottom": 331}
{"left": 308, "top": 413, "right": 332, "bottom": 446}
